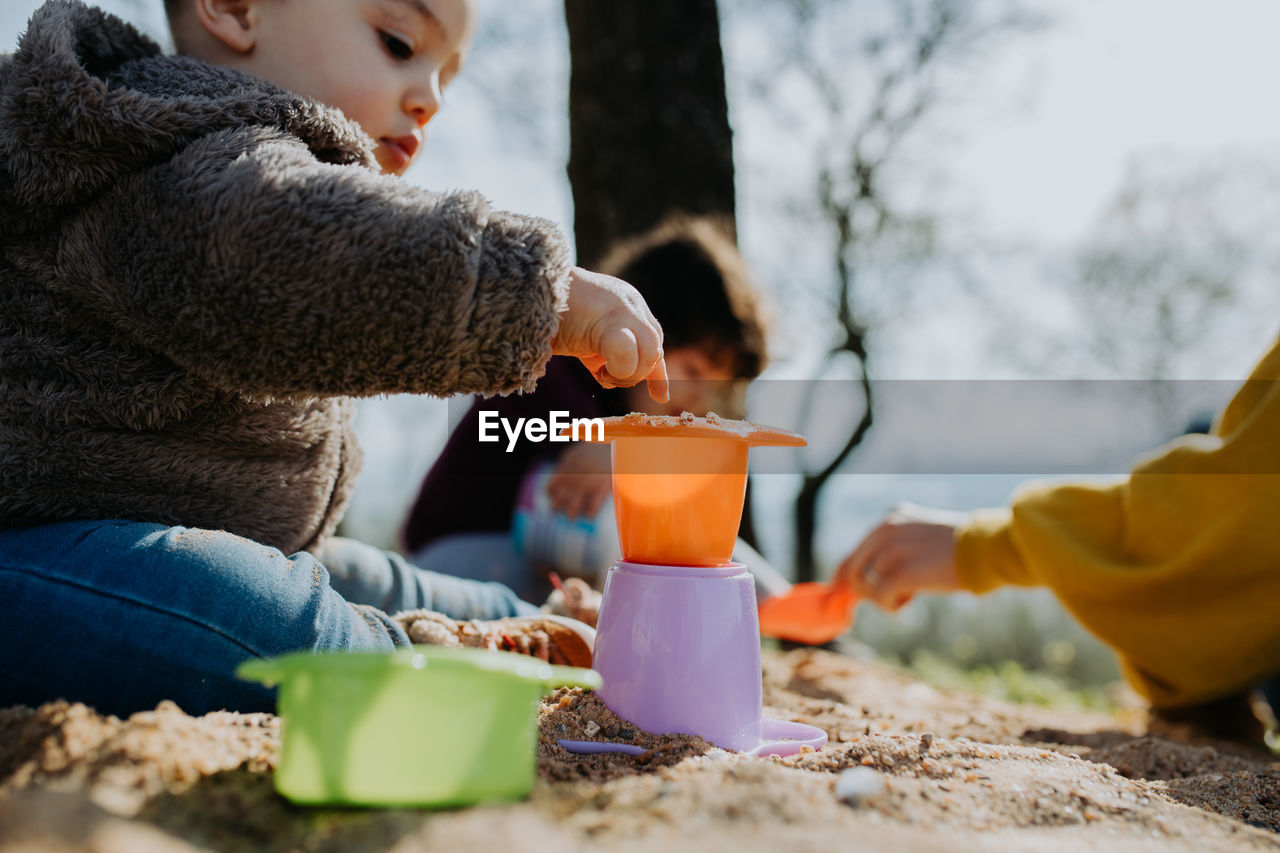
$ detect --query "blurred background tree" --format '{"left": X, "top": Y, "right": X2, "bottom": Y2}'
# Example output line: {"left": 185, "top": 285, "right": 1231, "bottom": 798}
{"left": 562, "top": 0, "right": 773, "bottom": 545}
{"left": 563, "top": 0, "right": 736, "bottom": 268}
{"left": 726, "top": 0, "right": 1044, "bottom": 580}
{"left": 977, "top": 151, "right": 1280, "bottom": 433}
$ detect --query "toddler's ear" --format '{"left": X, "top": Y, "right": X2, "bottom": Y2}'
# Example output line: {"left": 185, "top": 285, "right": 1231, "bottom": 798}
{"left": 192, "top": 0, "right": 259, "bottom": 53}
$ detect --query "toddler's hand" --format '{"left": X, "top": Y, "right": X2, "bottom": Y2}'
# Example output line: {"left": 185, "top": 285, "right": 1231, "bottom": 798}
{"left": 834, "top": 503, "right": 967, "bottom": 611}
{"left": 543, "top": 575, "right": 602, "bottom": 629}
{"left": 546, "top": 443, "right": 613, "bottom": 519}
{"left": 553, "top": 267, "right": 669, "bottom": 403}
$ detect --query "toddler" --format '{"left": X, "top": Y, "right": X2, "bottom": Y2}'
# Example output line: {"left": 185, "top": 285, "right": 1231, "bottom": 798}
{"left": 0, "top": 0, "right": 666, "bottom": 716}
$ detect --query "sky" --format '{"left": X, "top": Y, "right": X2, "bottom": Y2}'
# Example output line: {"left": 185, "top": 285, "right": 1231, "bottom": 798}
{"left": 718, "top": 0, "right": 1280, "bottom": 381}
{"left": 4, "top": 0, "right": 1280, "bottom": 552}
{"left": 9, "top": 1, "right": 1280, "bottom": 250}
{"left": 946, "top": 1, "right": 1280, "bottom": 245}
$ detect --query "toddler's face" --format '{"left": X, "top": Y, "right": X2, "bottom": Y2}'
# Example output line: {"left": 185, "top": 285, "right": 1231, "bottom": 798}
{"left": 241, "top": 0, "right": 475, "bottom": 175}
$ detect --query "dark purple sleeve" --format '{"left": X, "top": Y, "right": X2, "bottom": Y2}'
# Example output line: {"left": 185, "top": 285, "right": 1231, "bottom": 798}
{"left": 400, "top": 358, "right": 622, "bottom": 554}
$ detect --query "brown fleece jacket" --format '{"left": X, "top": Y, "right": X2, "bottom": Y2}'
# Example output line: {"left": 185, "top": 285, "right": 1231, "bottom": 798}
{"left": 0, "top": 1, "right": 571, "bottom": 554}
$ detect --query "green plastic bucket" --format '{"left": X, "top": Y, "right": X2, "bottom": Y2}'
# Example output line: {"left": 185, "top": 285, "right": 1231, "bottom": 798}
{"left": 237, "top": 646, "right": 601, "bottom": 807}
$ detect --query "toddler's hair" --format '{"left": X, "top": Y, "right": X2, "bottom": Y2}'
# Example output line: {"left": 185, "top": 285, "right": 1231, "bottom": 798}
{"left": 597, "top": 216, "right": 768, "bottom": 379}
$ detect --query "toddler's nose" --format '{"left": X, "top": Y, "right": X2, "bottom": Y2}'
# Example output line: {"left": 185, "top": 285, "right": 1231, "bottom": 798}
{"left": 405, "top": 78, "right": 442, "bottom": 128}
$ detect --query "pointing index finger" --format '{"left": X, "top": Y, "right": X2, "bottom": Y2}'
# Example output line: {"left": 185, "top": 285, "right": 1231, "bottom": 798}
{"left": 646, "top": 352, "right": 669, "bottom": 403}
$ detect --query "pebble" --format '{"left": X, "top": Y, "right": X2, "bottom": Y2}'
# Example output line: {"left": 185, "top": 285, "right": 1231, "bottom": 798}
{"left": 836, "top": 767, "right": 886, "bottom": 805}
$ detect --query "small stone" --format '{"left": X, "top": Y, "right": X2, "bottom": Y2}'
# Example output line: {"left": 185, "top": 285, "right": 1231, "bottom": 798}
{"left": 618, "top": 728, "right": 635, "bottom": 740}
{"left": 555, "top": 723, "right": 568, "bottom": 734}
{"left": 603, "top": 724, "right": 620, "bottom": 738}
{"left": 919, "top": 732, "right": 934, "bottom": 753}
{"left": 836, "top": 767, "right": 886, "bottom": 806}
{"left": 584, "top": 720, "right": 601, "bottom": 737}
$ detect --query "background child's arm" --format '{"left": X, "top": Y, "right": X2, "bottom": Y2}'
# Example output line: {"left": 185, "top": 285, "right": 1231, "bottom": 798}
{"left": 834, "top": 503, "right": 967, "bottom": 611}
{"left": 545, "top": 443, "right": 612, "bottom": 519}
{"left": 847, "top": 336, "right": 1280, "bottom": 707}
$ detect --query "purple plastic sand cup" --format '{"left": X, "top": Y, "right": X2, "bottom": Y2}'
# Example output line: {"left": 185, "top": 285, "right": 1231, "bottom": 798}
{"left": 590, "top": 560, "right": 826, "bottom": 758}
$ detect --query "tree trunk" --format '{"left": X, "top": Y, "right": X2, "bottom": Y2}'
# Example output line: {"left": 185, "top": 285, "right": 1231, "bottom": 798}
{"left": 792, "top": 367, "right": 874, "bottom": 582}
{"left": 793, "top": 475, "right": 821, "bottom": 582}
{"left": 563, "top": 0, "right": 736, "bottom": 268}
{"left": 563, "top": 0, "right": 765, "bottom": 556}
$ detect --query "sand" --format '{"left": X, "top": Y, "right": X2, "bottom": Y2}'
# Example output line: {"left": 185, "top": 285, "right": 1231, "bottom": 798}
{"left": 2, "top": 649, "right": 1277, "bottom": 852}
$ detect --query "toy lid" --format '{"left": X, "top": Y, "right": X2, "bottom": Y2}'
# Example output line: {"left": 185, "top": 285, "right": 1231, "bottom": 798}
{"left": 581, "top": 413, "right": 807, "bottom": 447}
{"left": 237, "top": 645, "right": 602, "bottom": 690}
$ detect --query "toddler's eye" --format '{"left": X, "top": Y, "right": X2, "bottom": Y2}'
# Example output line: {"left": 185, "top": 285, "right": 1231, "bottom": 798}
{"left": 379, "top": 31, "right": 414, "bottom": 60}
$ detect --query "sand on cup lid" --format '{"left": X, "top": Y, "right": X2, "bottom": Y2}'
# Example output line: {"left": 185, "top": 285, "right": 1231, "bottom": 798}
{"left": 569, "top": 412, "right": 807, "bottom": 447}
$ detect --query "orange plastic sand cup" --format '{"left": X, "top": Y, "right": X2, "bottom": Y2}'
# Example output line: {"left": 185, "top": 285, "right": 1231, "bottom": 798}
{"left": 579, "top": 414, "right": 806, "bottom": 567}
{"left": 611, "top": 435, "right": 749, "bottom": 566}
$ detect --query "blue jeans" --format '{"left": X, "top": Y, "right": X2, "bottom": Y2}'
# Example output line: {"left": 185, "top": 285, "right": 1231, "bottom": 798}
{"left": 411, "top": 532, "right": 549, "bottom": 601}
{"left": 0, "top": 520, "right": 538, "bottom": 716}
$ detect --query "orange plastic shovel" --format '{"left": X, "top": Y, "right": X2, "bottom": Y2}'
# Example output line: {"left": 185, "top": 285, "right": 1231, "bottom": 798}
{"left": 757, "top": 583, "right": 858, "bottom": 646}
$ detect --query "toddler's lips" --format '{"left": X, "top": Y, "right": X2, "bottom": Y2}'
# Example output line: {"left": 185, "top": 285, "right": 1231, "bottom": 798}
{"left": 380, "top": 135, "right": 420, "bottom": 170}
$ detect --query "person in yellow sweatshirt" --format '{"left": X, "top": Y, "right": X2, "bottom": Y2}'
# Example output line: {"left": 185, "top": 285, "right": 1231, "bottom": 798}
{"left": 834, "top": 332, "right": 1280, "bottom": 741}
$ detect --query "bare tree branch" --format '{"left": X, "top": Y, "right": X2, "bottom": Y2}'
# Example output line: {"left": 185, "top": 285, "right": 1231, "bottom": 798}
{"left": 727, "top": 0, "right": 1042, "bottom": 579}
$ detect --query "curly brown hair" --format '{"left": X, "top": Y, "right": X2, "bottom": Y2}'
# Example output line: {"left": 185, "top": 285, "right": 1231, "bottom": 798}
{"left": 597, "top": 216, "right": 769, "bottom": 380}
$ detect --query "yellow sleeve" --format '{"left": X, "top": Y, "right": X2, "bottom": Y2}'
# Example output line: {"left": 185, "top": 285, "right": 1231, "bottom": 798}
{"left": 955, "top": 481, "right": 1126, "bottom": 594}
{"left": 953, "top": 333, "right": 1280, "bottom": 707}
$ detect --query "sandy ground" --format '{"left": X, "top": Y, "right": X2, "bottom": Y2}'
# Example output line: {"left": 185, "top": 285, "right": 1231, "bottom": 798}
{"left": 2, "top": 649, "right": 1278, "bottom": 853}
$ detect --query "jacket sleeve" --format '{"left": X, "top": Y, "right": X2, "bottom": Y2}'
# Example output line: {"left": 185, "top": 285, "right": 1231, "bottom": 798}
{"left": 953, "top": 334, "right": 1280, "bottom": 705}
{"left": 55, "top": 126, "right": 571, "bottom": 398}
